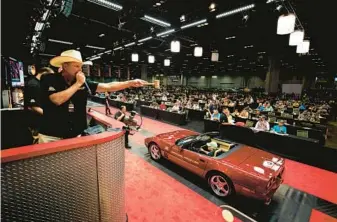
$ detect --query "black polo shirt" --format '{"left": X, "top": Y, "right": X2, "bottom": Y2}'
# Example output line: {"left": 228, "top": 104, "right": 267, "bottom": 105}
{"left": 24, "top": 76, "right": 42, "bottom": 129}
{"left": 40, "top": 73, "right": 98, "bottom": 138}
{"left": 25, "top": 76, "right": 41, "bottom": 108}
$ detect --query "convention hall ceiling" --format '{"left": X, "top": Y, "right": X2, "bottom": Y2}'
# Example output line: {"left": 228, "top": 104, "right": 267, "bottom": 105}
{"left": 2, "top": 0, "right": 336, "bottom": 77}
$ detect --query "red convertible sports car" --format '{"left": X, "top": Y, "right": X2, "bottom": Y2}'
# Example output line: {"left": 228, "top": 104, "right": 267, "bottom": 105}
{"left": 145, "top": 130, "right": 285, "bottom": 204}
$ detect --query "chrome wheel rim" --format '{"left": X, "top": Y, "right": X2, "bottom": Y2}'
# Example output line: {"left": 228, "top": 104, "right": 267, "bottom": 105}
{"left": 150, "top": 144, "right": 161, "bottom": 160}
{"left": 209, "top": 175, "right": 230, "bottom": 197}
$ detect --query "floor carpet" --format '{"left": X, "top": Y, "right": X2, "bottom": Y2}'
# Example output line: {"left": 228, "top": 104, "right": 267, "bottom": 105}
{"left": 125, "top": 150, "right": 224, "bottom": 222}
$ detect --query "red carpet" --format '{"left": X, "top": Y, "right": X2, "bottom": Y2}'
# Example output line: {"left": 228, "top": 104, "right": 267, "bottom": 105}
{"left": 283, "top": 159, "right": 337, "bottom": 204}
{"left": 125, "top": 150, "right": 224, "bottom": 222}
{"left": 310, "top": 209, "right": 337, "bottom": 222}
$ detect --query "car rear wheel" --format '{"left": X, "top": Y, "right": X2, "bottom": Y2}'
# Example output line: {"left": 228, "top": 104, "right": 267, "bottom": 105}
{"left": 208, "top": 173, "right": 234, "bottom": 198}
{"left": 149, "top": 143, "right": 162, "bottom": 161}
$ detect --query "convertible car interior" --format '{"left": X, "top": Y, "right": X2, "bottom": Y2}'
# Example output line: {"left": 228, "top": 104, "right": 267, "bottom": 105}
{"left": 186, "top": 136, "right": 237, "bottom": 158}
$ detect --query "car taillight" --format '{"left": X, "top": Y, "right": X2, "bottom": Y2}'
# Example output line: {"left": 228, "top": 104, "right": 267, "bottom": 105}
{"left": 267, "top": 177, "right": 276, "bottom": 189}
{"left": 278, "top": 167, "right": 284, "bottom": 179}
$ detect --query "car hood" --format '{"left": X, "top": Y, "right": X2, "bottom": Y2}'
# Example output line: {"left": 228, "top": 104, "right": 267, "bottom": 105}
{"left": 223, "top": 146, "right": 284, "bottom": 179}
{"left": 156, "top": 130, "right": 197, "bottom": 145}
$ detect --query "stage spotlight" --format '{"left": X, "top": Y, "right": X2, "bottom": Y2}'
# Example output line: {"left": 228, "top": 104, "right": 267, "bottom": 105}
{"left": 209, "top": 3, "right": 216, "bottom": 12}
{"left": 242, "top": 15, "right": 249, "bottom": 22}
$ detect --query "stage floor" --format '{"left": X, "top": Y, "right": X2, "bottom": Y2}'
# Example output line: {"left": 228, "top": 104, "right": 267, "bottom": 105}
{"left": 92, "top": 106, "right": 337, "bottom": 222}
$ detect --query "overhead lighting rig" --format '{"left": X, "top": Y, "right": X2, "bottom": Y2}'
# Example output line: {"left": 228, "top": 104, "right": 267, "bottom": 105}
{"left": 141, "top": 15, "right": 171, "bottom": 27}
{"left": 29, "top": 0, "right": 65, "bottom": 54}
{"left": 87, "top": 0, "right": 122, "bottom": 11}
{"left": 85, "top": 2, "right": 277, "bottom": 63}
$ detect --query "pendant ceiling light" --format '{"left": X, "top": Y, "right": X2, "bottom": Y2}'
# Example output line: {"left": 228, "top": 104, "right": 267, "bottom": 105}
{"left": 277, "top": 14, "right": 296, "bottom": 35}
{"left": 148, "top": 55, "right": 155, "bottom": 63}
{"left": 194, "top": 46, "right": 203, "bottom": 57}
{"left": 289, "top": 30, "right": 304, "bottom": 46}
{"left": 131, "top": 53, "right": 138, "bottom": 62}
{"left": 171, "top": 40, "right": 180, "bottom": 53}
{"left": 211, "top": 52, "right": 219, "bottom": 61}
{"left": 164, "top": 59, "right": 170, "bottom": 66}
{"left": 296, "top": 40, "right": 310, "bottom": 54}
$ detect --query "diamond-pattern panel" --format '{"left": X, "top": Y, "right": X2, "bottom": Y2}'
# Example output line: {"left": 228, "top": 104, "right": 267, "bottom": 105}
{"left": 1, "top": 146, "right": 100, "bottom": 222}
{"left": 97, "top": 136, "right": 125, "bottom": 222}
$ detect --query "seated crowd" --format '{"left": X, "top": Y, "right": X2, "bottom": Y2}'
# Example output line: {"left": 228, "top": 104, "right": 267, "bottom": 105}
{"left": 95, "top": 86, "right": 335, "bottom": 130}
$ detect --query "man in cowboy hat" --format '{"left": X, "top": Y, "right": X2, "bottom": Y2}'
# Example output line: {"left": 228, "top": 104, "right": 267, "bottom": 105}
{"left": 38, "top": 49, "right": 148, "bottom": 143}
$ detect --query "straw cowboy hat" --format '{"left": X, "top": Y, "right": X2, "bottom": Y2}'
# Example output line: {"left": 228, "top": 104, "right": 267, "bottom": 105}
{"left": 50, "top": 49, "right": 93, "bottom": 67}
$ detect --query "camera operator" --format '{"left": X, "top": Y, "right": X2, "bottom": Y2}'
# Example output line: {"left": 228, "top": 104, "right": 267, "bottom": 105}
{"left": 114, "top": 106, "right": 131, "bottom": 149}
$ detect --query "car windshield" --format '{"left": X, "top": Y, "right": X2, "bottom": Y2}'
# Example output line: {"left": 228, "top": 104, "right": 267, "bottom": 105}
{"left": 176, "top": 134, "right": 213, "bottom": 147}
{"left": 176, "top": 135, "right": 198, "bottom": 146}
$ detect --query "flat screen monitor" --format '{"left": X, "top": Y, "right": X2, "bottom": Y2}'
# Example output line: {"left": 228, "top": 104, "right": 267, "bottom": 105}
{"left": 297, "top": 130, "right": 309, "bottom": 138}
{"left": 269, "top": 117, "right": 276, "bottom": 123}
{"left": 8, "top": 58, "right": 24, "bottom": 87}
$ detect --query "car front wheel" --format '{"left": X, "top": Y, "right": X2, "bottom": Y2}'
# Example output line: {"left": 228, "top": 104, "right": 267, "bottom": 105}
{"left": 149, "top": 143, "right": 162, "bottom": 161}
{"left": 208, "top": 173, "right": 234, "bottom": 198}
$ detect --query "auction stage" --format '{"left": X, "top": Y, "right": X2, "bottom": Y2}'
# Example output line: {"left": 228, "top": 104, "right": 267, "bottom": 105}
{"left": 92, "top": 106, "right": 337, "bottom": 222}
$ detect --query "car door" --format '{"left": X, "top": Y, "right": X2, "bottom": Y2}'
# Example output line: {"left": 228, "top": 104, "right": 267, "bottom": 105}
{"left": 181, "top": 149, "right": 208, "bottom": 176}
{"left": 166, "top": 144, "right": 186, "bottom": 166}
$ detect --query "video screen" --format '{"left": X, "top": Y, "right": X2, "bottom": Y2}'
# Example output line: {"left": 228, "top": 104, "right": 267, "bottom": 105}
{"left": 9, "top": 59, "right": 24, "bottom": 87}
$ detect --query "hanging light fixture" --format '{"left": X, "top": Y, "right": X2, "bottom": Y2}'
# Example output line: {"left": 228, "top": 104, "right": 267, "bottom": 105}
{"left": 171, "top": 40, "right": 180, "bottom": 53}
{"left": 164, "top": 59, "right": 170, "bottom": 66}
{"left": 194, "top": 46, "right": 203, "bottom": 57}
{"left": 211, "top": 52, "right": 219, "bottom": 61}
{"left": 289, "top": 30, "right": 304, "bottom": 46}
{"left": 277, "top": 13, "right": 296, "bottom": 35}
{"left": 296, "top": 40, "right": 310, "bottom": 54}
{"left": 148, "top": 55, "right": 155, "bottom": 63}
{"left": 131, "top": 53, "right": 139, "bottom": 62}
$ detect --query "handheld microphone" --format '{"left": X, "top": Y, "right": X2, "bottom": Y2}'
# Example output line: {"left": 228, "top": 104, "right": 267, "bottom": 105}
{"left": 82, "top": 61, "right": 93, "bottom": 95}
{"left": 76, "top": 71, "right": 92, "bottom": 95}
{"left": 84, "top": 81, "right": 92, "bottom": 95}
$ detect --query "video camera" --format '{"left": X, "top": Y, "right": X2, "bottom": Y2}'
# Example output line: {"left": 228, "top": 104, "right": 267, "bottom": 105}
{"left": 114, "top": 110, "right": 142, "bottom": 134}
{"left": 121, "top": 111, "right": 137, "bottom": 126}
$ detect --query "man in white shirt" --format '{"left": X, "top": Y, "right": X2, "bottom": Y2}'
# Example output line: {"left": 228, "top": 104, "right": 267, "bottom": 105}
{"left": 193, "top": 103, "right": 200, "bottom": 110}
{"left": 254, "top": 116, "right": 270, "bottom": 131}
